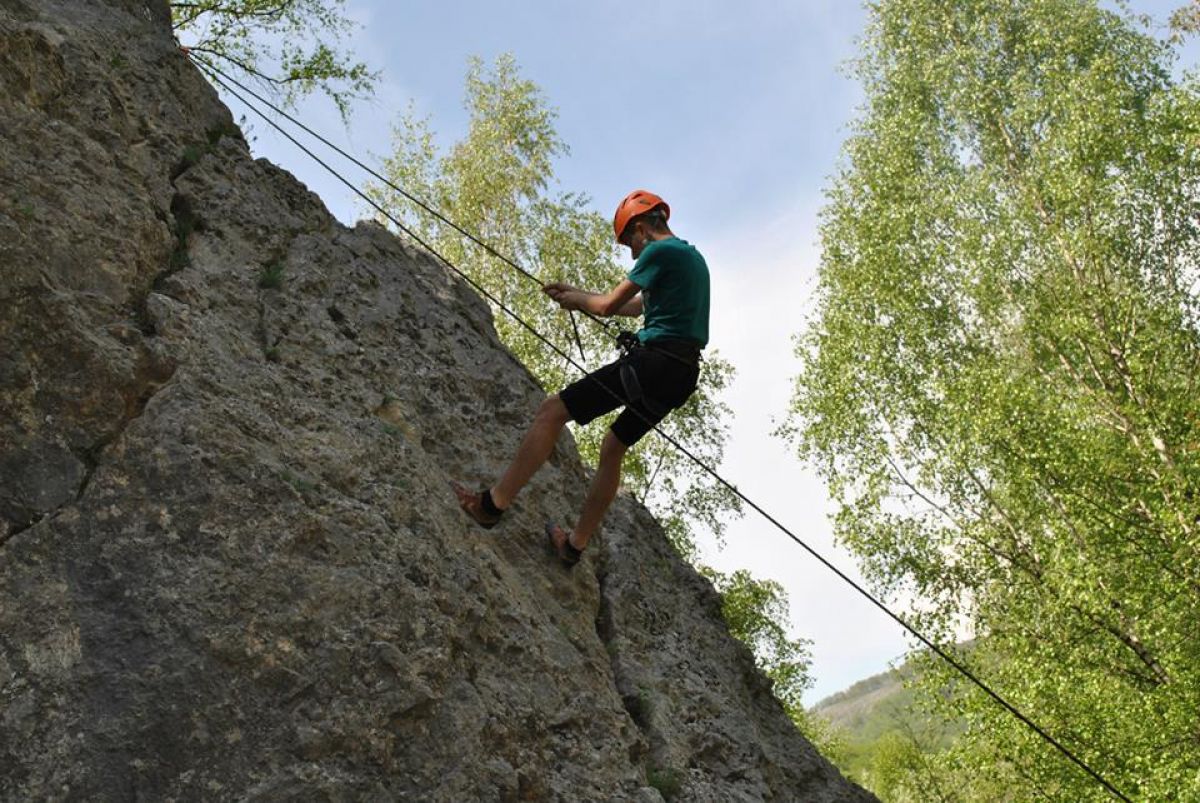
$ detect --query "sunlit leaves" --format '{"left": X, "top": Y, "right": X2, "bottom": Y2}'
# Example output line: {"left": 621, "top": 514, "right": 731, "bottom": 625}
{"left": 786, "top": 0, "right": 1200, "bottom": 798}
{"left": 171, "top": 0, "right": 377, "bottom": 119}
{"left": 703, "top": 568, "right": 833, "bottom": 745}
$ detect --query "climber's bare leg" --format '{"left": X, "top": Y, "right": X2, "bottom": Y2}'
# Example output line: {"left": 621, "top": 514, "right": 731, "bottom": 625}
{"left": 489, "top": 394, "right": 571, "bottom": 510}
{"left": 570, "top": 429, "right": 626, "bottom": 549}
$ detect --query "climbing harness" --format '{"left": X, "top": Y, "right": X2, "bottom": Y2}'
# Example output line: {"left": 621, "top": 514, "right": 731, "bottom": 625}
{"left": 185, "top": 50, "right": 1133, "bottom": 803}
{"left": 615, "top": 329, "right": 640, "bottom": 354}
{"left": 615, "top": 333, "right": 648, "bottom": 413}
{"left": 613, "top": 332, "right": 701, "bottom": 418}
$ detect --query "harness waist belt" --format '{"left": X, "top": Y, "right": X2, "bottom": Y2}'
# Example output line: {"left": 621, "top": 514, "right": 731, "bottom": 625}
{"left": 644, "top": 336, "right": 703, "bottom": 364}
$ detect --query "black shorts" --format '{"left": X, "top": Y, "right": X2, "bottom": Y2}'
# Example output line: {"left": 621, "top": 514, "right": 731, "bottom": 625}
{"left": 559, "top": 339, "right": 702, "bottom": 447}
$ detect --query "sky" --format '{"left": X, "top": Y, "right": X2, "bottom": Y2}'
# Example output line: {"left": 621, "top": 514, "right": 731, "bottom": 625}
{"left": 194, "top": 0, "right": 1196, "bottom": 705}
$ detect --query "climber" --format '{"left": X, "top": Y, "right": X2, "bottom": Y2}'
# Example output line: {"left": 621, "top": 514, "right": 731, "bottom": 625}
{"left": 453, "top": 190, "right": 710, "bottom": 567}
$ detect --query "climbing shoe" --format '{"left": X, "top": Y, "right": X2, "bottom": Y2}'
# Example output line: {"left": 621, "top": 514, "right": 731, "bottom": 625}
{"left": 451, "top": 481, "right": 504, "bottom": 529}
{"left": 546, "top": 522, "right": 584, "bottom": 568}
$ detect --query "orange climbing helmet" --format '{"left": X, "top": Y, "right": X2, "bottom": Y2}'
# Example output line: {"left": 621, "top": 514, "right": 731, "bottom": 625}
{"left": 613, "top": 190, "right": 670, "bottom": 243}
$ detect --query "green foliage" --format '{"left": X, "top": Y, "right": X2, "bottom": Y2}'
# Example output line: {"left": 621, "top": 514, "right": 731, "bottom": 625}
{"left": 858, "top": 728, "right": 1029, "bottom": 803}
{"left": 1170, "top": 0, "right": 1200, "bottom": 42}
{"left": 866, "top": 730, "right": 935, "bottom": 802}
{"left": 178, "top": 144, "right": 205, "bottom": 172}
{"left": 811, "top": 652, "right": 974, "bottom": 799}
{"left": 258, "top": 261, "right": 285, "bottom": 289}
{"left": 700, "top": 566, "right": 853, "bottom": 764}
{"left": 786, "top": 0, "right": 1200, "bottom": 799}
{"left": 646, "top": 766, "right": 682, "bottom": 799}
{"left": 704, "top": 568, "right": 814, "bottom": 719}
{"left": 170, "top": 0, "right": 377, "bottom": 119}
{"left": 365, "top": 54, "right": 741, "bottom": 556}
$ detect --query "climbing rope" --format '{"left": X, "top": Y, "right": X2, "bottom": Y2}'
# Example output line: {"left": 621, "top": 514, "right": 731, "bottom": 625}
{"left": 187, "top": 51, "right": 1133, "bottom": 803}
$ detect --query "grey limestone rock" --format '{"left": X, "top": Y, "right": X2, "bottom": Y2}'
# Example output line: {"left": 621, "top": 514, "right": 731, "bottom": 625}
{"left": 0, "top": 1, "right": 876, "bottom": 800}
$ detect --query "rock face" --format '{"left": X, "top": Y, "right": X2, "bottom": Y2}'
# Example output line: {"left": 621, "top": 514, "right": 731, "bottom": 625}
{"left": 0, "top": 1, "right": 875, "bottom": 800}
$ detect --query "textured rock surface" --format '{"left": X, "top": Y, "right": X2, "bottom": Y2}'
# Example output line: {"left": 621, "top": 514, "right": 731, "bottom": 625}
{"left": 0, "top": 1, "right": 875, "bottom": 800}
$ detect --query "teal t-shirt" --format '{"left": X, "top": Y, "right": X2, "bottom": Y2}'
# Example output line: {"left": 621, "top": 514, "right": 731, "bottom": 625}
{"left": 627, "top": 237, "right": 710, "bottom": 348}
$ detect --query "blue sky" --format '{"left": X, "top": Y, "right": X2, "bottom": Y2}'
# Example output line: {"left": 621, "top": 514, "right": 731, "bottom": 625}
{"left": 196, "top": 0, "right": 1197, "bottom": 705}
